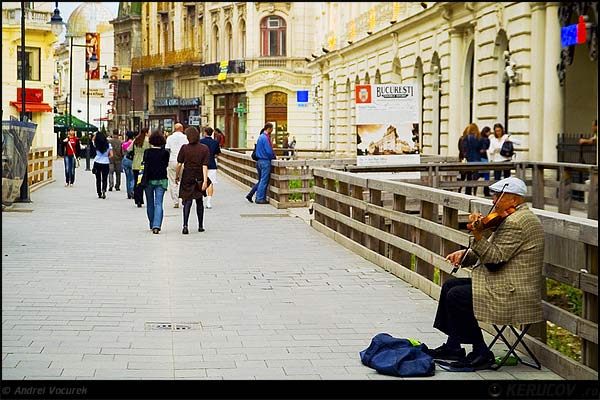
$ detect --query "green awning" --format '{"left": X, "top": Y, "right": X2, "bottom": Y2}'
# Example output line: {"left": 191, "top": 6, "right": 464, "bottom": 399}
{"left": 54, "top": 113, "right": 98, "bottom": 133}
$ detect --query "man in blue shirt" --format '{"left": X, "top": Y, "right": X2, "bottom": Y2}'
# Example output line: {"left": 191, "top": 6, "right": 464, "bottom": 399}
{"left": 200, "top": 126, "right": 221, "bottom": 209}
{"left": 246, "top": 123, "right": 276, "bottom": 204}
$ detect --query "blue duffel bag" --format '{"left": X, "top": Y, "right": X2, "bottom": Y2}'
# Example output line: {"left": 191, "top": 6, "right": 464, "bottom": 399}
{"left": 360, "top": 333, "right": 435, "bottom": 377}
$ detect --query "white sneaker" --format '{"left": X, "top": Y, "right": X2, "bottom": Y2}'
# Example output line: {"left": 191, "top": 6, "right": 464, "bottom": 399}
{"left": 206, "top": 203, "right": 212, "bottom": 209}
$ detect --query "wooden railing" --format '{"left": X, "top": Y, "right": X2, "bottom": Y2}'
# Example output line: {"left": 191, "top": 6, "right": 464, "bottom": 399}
{"left": 219, "top": 150, "right": 598, "bottom": 219}
{"left": 310, "top": 167, "right": 598, "bottom": 380}
{"left": 27, "top": 147, "right": 54, "bottom": 191}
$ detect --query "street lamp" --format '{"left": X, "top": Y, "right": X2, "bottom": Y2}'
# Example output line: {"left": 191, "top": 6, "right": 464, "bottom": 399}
{"left": 18, "top": 2, "right": 65, "bottom": 203}
{"left": 82, "top": 56, "right": 109, "bottom": 170}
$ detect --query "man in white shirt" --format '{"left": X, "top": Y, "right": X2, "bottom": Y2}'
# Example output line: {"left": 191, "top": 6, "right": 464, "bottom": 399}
{"left": 165, "top": 123, "right": 188, "bottom": 208}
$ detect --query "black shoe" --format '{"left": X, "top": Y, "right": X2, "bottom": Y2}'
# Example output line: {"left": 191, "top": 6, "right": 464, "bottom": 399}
{"left": 127, "top": 194, "right": 132, "bottom": 199}
{"left": 102, "top": 192, "right": 106, "bottom": 199}
{"left": 198, "top": 227, "right": 205, "bottom": 232}
{"left": 152, "top": 228, "right": 160, "bottom": 234}
{"left": 182, "top": 226, "right": 189, "bottom": 235}
{"left": 108, "top": 187, "right": 113, "bottom": 192}
{"left": 137, "top": 203, "right": 142, "bottom": 208}
{"left": 245, "top": 194, "right": 253, "bottom": 203}
{"left": 255, "top": 200, "right": 269, "bottom": 204}
{"left": 115, "top": 187, "right": 120, "bottom": 191}
{"left": 98, "top": 193, "right": 102, "bottom": 198}
{"left": 423, "top": 343, "right": 466, "bottom": 361}
{"left": 449, "top": 351, "right": 495, "bottom": 371}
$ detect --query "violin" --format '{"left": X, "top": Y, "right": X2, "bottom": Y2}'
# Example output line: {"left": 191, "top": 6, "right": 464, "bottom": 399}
{"left": 467, "top": 206, "right": 517, "bottom": 231}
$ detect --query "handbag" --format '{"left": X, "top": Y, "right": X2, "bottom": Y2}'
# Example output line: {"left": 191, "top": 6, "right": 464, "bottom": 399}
{"left": 126, "top": 145, "right": 134, "bottom": 160}
{"left": 91, "top": 165, "right": 97, "bottom": 175}
{"left": 251, "top": 144, "right": 258, "bottom": 161}
{"left": 196, "top": 176, "right": 213, "bottom": 196}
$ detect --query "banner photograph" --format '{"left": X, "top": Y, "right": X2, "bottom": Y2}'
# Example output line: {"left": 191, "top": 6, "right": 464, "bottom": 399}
{"left": 85, "top": 32, "right": 100, "bottom": 80}
{"left": 355, "top": 84, "right": 420, "bottom": 168}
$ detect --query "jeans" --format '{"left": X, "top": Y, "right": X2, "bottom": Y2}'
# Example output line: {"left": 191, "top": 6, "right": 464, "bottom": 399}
{"left": 64, "top": 155, "right": 75, "bottom": 184}
{"left": 122, "top": 157, "right": 135, "bottom": 196}
{"left": 144, "top": 184, "right": 166, "bottom": 229}
{"left": 256, "top": 159, "right": 272, "bottom": 202}
{"left": 494, "top": 168, "right": 511, "bottom": 181}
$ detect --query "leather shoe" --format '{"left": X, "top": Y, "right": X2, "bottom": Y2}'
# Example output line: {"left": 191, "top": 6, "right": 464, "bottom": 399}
{"left": 423, "top": 343, "right": 466, "bottom": 361}
{"left": 198, "top": 227, "right": 205, "bottom": 232}
{"left": 255, "top": 200, "right": 269, "bottom": 204}
{"left": 182, "top": 226, "right": 189, "bottom": 235}
{"left": 245, "top": 195, "right": 253, "bottom": 203}
{"left": 449, "top": 351, "right": 495, "bottom": 370}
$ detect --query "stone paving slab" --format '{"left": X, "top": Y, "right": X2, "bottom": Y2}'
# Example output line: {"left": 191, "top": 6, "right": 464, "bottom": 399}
{"left": 2, "top": 159, "right": 562, "bottom": 380}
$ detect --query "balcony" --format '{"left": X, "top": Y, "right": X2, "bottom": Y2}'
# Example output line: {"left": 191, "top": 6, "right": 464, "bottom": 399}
{"left": 132, "top": 48, "right": 203, "bottom": 72}
{"left": 2, "top": 8, "right": 52, "bottom": 30}
{"left": 199, "top": 60, "right": 246, "bottom": 77}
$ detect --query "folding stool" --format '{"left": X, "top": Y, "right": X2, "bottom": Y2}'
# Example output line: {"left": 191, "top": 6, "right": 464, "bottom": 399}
{"left": 488, "top": 324, "right": 541, "bottom": 370}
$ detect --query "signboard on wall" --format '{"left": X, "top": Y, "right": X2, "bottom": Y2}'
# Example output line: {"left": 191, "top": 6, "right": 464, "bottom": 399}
{"left": 355, "top": 84, "right": 420, "bottom": 178}
{"left": 189, "top": 115, "right": 200, "bottom": 126}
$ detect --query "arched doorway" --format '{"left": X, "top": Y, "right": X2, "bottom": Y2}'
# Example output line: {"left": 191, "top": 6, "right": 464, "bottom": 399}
{"left": 265, "top": 91, "right": 288, "bottom": 147}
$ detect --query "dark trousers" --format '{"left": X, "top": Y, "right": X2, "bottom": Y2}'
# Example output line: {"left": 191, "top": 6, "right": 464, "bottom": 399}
{"left": 94, "top": 162, "right": 109, "bottom": 195}
{"left": 133, "top": 169, "right": 144, "bottom": 205}
{"left": 433, "top": 278, "right": 485, "bottom": 345}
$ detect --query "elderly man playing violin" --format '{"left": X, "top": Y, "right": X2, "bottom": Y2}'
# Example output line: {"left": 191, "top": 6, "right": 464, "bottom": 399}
{"left": 424, "top": 177, "right": 545, "bottom": 370}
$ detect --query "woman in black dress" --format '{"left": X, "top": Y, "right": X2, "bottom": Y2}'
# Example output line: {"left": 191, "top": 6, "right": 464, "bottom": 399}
{"left": 175, "top": 126, "right": 210, "bottom": 234}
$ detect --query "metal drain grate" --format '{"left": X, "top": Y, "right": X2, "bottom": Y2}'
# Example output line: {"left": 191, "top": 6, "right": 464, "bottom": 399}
{"left": 145, "top": 322, "right": 202, "bottom": 331}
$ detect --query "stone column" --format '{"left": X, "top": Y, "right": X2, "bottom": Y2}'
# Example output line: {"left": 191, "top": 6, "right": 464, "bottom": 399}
{"left": 322, "top": 74, "right": 331, "bottom": 150}
{"left": 542, "top": 2, "right": 563, "bottom": 163}
{"left": 530, "top": 2, "right": 546, "bottom": 162}
{"left": 448, "top": 28, "right": 464, "bottom": 157}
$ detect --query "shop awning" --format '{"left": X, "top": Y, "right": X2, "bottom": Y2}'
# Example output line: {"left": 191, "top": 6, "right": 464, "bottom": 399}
{"left": 10, "top": 101, "right": 53, "bottom": 113}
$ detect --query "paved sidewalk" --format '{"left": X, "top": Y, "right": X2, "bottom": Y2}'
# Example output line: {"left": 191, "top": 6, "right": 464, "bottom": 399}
{"left": 2, "top": 159, "right": 562, "bottom": 380}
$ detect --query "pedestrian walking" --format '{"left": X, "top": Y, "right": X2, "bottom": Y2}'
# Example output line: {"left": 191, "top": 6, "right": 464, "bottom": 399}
{"left": 108, "top": 129, "right": 123, "bottom": 192}
{"left": 246, "top": 123, "right": 276, "bottom": 204}
{"left": 142, "top": 130, "right": 170, "bottom": 234}
{"left": 165, "top": 123, "right": 188, "bottom": 208}
{"left": 121, "top": 131, "right": 136, "bottom": 199}
{"left": 62, "top": 126, "right": 81, "bottom": 187}
{"left": 127, "top": 127, "right": 151, "bottom": 207}
{"left": 214, "top": 127, "right": 226, "bottom": 148}
{"left": 91, "top": 131, "right": 113, "bottom": 199}
{"left": 200, "top": 126, "right": 221, "bottom": 209}
{"left": 175, "top": 126, "right": 210, "bottom": 234}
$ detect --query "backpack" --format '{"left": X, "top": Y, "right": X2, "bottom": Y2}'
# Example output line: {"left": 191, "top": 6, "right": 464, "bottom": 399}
{"left": 500, "top": 138, "right": 514, "bottom": 158}
{"left": 360, "top": 333, "right": 435, "bottom": 377}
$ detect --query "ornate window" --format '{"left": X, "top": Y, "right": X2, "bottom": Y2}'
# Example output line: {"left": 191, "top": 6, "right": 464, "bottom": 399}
{"left": 260, "top": 16, "right": 286, "bottom": 56}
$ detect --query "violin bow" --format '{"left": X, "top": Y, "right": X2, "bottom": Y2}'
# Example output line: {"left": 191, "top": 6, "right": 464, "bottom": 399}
{"left": 451, "top": 182, "right": 509, "bottom": 274}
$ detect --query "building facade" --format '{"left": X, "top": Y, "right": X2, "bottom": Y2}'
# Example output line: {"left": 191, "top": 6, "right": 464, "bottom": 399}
{"left": 127, "top": 2, "right": 598, "bottom": 161}
{"left": 54, "top": 3, "right": 115, "bottom": 139}
{"left": 2, "top": 2, "right": 58, "bottom": 151}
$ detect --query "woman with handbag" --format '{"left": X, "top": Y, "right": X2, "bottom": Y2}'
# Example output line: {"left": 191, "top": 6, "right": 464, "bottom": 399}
{"left": 121, "top": 131, "right": 136, "bottom": 199}
{"left": 128, "top": 127, "right": 151, "bottom": 207}
{"left": 142, "top": 130, "right": 170, "bottom": 234}
{"left": 175, "top": 126, "right": 210, "bottom": 234}
{"left": 62, "top": 127, "right": 81, "bottom": 187}
{"left": 91, "top": 131, "right": 113, "bottom": 199}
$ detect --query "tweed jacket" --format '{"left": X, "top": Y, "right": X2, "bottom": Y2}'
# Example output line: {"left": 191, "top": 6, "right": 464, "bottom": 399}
{"left": 463, "top": 204, "right": 545, "bottom": 325}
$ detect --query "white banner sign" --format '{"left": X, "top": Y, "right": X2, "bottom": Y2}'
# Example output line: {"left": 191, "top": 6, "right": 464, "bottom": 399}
{"left": 355, "top": 84, "right": 420, "bottom": 176}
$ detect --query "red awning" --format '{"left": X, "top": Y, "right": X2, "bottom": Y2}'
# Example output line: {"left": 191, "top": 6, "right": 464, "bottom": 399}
{"left": 10, "top": 101, "right": 53, "bottom": 113}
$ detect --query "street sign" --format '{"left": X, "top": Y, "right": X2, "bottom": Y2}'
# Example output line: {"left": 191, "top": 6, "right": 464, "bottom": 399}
{"left": 80, "top": 88, "right": 106, "bottom": 98}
